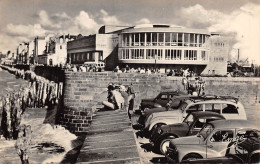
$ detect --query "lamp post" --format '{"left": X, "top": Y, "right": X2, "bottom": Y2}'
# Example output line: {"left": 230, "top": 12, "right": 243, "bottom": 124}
{"left": 154, "top": 54, "right": 157, "bottom": 72}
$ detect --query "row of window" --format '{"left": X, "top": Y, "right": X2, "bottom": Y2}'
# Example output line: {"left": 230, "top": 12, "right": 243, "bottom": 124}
{"left": 120, "top": 49, "right": 208, "bottom": 61}
{"left": 69, "top": 52, "right": 103, "bottom": 63}
{"left": 121, "top": 32, "right": 210, "bottom": 48}
{"left": 214, "top": 42, "right": 225, "bottom": 47}
{"left": 214, "top": 57, "right": 225, "bottom": 62}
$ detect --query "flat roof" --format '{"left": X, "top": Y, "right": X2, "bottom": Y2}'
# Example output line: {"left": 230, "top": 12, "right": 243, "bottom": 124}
{"left": 120, "top": 24, "right": 209, "bottom": 35}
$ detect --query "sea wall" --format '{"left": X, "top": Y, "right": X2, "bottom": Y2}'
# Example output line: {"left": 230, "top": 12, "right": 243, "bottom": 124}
{"left": 61, "top": 72, "right": 260, "bottom": 134}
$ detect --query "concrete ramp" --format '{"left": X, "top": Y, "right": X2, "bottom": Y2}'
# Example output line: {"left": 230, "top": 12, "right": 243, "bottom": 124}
{"left": 76, "top": 110, "right": 141, "bottom": 164}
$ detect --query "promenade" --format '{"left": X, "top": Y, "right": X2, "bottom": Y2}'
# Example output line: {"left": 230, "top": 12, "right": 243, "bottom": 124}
{"left": 76, "top": 109, "right": 141, "bottom": 163}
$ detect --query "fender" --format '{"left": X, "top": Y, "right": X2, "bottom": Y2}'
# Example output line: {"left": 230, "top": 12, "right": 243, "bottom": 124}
{"left": 148, "top": 116, "right": 182, "bottom": 131}
{"left": 177, "top": 145, "right": 207, "bottom": 162}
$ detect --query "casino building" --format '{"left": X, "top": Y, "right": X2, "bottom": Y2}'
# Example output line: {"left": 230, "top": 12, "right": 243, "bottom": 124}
{"left": 67, "top": 24, "right": 232, "bottom": 75}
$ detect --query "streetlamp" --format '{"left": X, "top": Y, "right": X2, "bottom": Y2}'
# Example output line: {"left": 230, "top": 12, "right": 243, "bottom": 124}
{"left": 154, "top": 54, "right": 157, "bottom": 72}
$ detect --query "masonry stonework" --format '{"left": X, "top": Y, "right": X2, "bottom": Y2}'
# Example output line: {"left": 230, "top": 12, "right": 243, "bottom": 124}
{"left": 61, "top": 72, "right": 260, "bottom": 134}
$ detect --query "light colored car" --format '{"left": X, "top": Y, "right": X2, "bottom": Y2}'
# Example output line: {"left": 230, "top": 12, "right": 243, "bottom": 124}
{"left": 165, "top": 120, "right": 259, "bottom": 163}
{"left": 144, "top": 97, "right": 247, "bottom": 134}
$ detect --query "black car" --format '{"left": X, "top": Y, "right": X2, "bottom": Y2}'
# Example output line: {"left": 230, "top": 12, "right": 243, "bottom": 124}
{"left": 138, "top": 91, "right": 180, "bottom": 112}
{"left": 137, "top": 94, "right": 196, "bottom": 126}
{"left": 150, "top": 111, "right": 225, "bottom": 154}
{"left": 181, "top": 131, "right": 260, "bottom": 163}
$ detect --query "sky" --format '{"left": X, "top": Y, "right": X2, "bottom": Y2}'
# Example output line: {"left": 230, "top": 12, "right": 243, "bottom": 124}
{"left": 0, "top": 0, "right": 260, "bottom": 64}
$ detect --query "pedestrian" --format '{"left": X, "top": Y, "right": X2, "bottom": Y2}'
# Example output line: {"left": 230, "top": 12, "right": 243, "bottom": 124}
{"left": 182, "top": 76, "right": 188, "bottom": 91}
{"left": 127, "top": 83, "right": 135, "bottom": 119}
{"left": 119, "top": 85, "right": 129, "bottom": 111}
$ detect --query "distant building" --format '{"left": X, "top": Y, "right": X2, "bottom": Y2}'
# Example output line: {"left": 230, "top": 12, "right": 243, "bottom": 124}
{"left": 38, "top": 34, "right": 76, "bottom": 66}
{"left": 67, "top": 25, "right": 129, "bottom": 70}
{"left": 66, "top": 24, "right": 232, "bottom": 75}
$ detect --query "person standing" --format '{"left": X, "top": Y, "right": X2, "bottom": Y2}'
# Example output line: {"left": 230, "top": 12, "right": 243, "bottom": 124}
{"left": 127, "top": 83, "right": 135, "bottom": 119}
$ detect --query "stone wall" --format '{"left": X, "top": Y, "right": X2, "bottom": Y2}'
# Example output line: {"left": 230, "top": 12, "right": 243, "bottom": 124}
{"left": 61, "top": 72, "right": 260, "bottom": 134}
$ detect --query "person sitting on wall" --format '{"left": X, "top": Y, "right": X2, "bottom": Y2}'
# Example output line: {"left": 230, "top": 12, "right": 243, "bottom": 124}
{"left": 125, "top": 65, "right": 130, "bottom": 73}
{"left": 114, "top": 66, "right": 119, "bottom": 72}
{"left": 146, "top": 68, "right": 151, "bottom": 75}
{"left": 140, "top": 67, "right": 145, "bottom": 74}
{"left": 72, "top": 65, "right": 77, "bottom": 72}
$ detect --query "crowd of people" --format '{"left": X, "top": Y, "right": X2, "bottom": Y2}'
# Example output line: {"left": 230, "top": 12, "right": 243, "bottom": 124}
{"left": 65, "top": 64, "right": 104, "bottom": 72}
{"left": 102, "top": 83, "right": 135, "bottom": 119}
{"left": 182, "top": 73, "right": 206, "bottom": 96}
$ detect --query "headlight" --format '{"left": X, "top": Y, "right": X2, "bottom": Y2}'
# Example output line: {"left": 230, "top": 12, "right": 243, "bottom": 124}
{"left": 154, "top": 103, "right": 162, "bottom": 108}
{"left": 158, "top": 128, "right": 162, "bottom": 134}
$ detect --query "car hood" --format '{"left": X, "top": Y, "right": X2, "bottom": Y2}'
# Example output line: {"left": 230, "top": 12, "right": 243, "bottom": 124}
{"left": 170, "top": 135, "right": 204, "bottom": 146}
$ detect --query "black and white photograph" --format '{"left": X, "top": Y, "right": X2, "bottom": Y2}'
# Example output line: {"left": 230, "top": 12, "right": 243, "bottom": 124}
{"left": 0, "top": 0, "right": 260, "bottom": 163}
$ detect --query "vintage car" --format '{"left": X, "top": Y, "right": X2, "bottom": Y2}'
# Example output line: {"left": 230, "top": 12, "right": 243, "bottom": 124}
{"left": 165, "top": 120, "right": 259, "bottom": 163}
{"left": 150, "top": 111, "right": 225, "bottom": 154}
{"left": 181, "top": 134, "right": 260, "bottom": 163}
{"left": 138, "top": 94, "right": 196, "bottom": 126}
{"left": 144, "top": 97, "right": 247, "bottom": 136}
{"left": 138, "top": 91, "right": 180, "bottom": 112}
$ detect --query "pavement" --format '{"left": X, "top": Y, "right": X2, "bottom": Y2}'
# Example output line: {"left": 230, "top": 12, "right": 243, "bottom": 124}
{"left": 76, "top": 109, "right": 141, "bottom": 164}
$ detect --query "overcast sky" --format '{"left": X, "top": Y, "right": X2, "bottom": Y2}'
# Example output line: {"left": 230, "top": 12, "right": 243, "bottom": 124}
{"left": 0, "top": 0, "right": 260, "bottom": 63}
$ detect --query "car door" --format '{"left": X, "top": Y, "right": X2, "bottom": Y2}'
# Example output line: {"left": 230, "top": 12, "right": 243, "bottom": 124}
{"left": 188, "top": 118, "right": 207, "bottom": 136}
{"left": 206, "top": 129, "right": 235, "bottom": 158}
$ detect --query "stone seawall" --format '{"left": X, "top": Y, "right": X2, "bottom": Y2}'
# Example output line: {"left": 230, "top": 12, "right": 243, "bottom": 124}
{"left": 61, "top": 72, "right": 260, "bottom": 134}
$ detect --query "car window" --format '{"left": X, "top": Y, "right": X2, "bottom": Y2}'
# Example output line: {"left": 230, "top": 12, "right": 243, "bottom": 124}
{"left": 213, "top": 104, "right": 221, "bottom": 114}
{"left": 159, "top": 94, "right": 168, "bottom": 100}
{"left": 193, "top": 119, "right": 206, "bottom": 129}
{"left": 210, "top": 130, "right": 234, "bottom": 142}
{"left": 222, "top": 104, "right": 238, "bottom": 114}
{"left": 205, "top": 104, "right": 213, "bottom": 111}
{"left": 186, "top": 104, "right": 203, "bottom": 112}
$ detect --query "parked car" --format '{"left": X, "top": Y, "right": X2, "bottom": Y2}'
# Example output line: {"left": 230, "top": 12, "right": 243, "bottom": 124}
{"left": 165, "top": 120, "right": 259, "bottom": 163}
{"left": 150, "top": 111, "right": 225, "bottom": 154}
{"left": 138, "top": 94, "right": 196, "bottom": 126}
{"left": 138, "top": 91, "right": 180, "bottom": 112}
{"left": 181, "top": 134, "right": 260, "bottom": 163}
{"left": 144, "top": 96, "right": 246, "bottom": 137}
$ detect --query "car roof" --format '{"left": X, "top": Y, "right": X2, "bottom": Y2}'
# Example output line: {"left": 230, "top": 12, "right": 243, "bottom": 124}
{"left": 210, "top": 120, "right": 259, "bottom": 130}
{"left": 159, "top": 91, "right": 180, "bottom": 94}
{"left": 185, "top": 99, "right": 240, "bottom": 105}
{"left": 192, "top": 111, "right": 225, "bottom": 119}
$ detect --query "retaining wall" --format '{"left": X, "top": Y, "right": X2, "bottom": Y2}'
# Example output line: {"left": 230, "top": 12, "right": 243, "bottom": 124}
{"left": 61, "top": 72, "right": 260, "bottom": 134}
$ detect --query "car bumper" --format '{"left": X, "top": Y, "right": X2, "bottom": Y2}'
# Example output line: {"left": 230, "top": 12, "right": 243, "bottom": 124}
{"left": 165, "top": 147, "right": 179, "bottom": 163}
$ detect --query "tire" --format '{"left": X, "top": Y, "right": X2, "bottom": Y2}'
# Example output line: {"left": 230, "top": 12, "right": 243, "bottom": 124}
{"left": 159, "top": 136, "right": 175, "bottom": 155}
{"left": 151, "top": 123, "right": 165, "bottom": 135}
{"left": 182, "top": 153, "right": 202, "bottom": 161}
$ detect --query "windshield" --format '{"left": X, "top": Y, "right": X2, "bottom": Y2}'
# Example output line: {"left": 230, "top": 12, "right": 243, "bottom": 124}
{"left": 179, "top": 102, "right": 188, "bottom": 112}
{"left": 199, "top": 124, "right": 214, "bottom": 139}
{"left": 183, "top": 113, "right": 194, "bottom": 126}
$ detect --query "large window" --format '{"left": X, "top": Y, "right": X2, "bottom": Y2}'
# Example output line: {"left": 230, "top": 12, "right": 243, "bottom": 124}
{"left": 171, "top": 33, "right": 177, "bottom": 46}
{"left": 184, "top": 33, "right": 189, "bottom": 46}
{"left": 184, "top": 50, "right": 197, "bottom": 60}
{"left": 178, "top": 33, "right": 183, "bottom": 46}
{"left": 146, "top": 33, "right": 151, "bottom": 46}
{"left": 152, "top": 33, "right": 157, "bottom": 46}
{"left": 140, "top": 33, "right": 145, "bottom": 46}
{"left": 165, "top": 49, "right": 182, "bottom": 60}
{"left": 158, "top": 33, "right": 164, "bottom": 46}
{"left": 165, "top": 33, "right": 171, "bottom": 46}
{"left": 134, "top": 33, "right": 139, "bottom": 46}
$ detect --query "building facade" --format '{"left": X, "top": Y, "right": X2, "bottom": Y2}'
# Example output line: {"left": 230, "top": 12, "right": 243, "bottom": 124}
{"left": 68, "top": 24, "right": 231, "bottom": 75}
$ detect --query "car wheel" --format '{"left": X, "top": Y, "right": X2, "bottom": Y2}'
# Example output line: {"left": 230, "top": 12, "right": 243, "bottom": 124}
{"left": 182, "top": 153, "right": 202, "bottom": 161}
{"left": 160, "top": 136, "right": 175, "bottom": 155}
{"left": 151, "top": 123, "right": 165, "bottom": 134}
